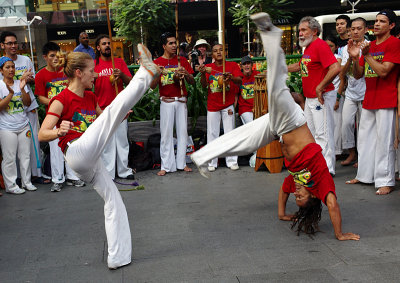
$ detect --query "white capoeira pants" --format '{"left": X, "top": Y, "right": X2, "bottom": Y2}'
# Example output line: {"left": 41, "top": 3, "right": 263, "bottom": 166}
{"left": 64, "top": 66, "right": 152, "bottom": 268}
{"left": 304, "top": 91, "right": 336, "bottom": 175}
{"left": 207, "top": 105, "right": 238, "bottom": 168}
{"left": 191, "top": 18, "right": 306, "bottom": 167}
{"left": 102, "top": 120, "right": 131, "bottom": 178}
{"left": 0, "top": 125, "right": 34, "bottom": 190}
{"left": 341, "top": 98, "right": 362, "bottom": 150}
{"left": 240, "top": 111, "right": 254, "bottom": 125}
{"left": 333, "top": 96, "right": 344, "bottom": 155}
{"left": 49, "top": 134, "right": 79, "bottom": 184}
{"left": 27, "top": 110, "right": 42, "bottom": 178}
{"left": 355, "top": 108, "right": 395, "bottom": 188}
{"left": 160, "top": 100, "right": 188, "bottom": 172}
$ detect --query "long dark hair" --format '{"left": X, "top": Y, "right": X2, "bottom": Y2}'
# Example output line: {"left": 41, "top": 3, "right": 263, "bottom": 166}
{"left": 94, "top": 34, "right": 109, "bottom": 66}
{"left": 291, "top": 197, "right": 322, "bottom": 236}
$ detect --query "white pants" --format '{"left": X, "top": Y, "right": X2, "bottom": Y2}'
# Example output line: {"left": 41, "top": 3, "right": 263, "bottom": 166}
{"left": 160, "top": 100, "right": 188, "bottom": 172}
{"left": 64, "top": 67, "right": 152, "bottom": 268}
{"left": 0, "top": 125, "right": 33, "bottom": 189}
{"left": 341, "top": 98, "right": 362, "bottom": 150}
{"left": 27, "top": 110, "right": 42, "bottom": 177}
{"left": 356, "top": 108, "right": 396, "bottom": 187}
{"left": 191, "top": 21, "right": 306, "bottom": 167}
{"left": 207, "top": 105, "right": 238, "bottom": 168}
{"left": 333, "top": 96, "right": 344, "bottom": 155}
{"left": 304, "top": 91, "right": 336, "bottom": 174}
{"left": 102, "top": 120, "right": 131, "bottom": 178}
{"left": 49, "top": 135, "right": 79, "bottom": 184}
{"left": 240, "top": 111, "right": 254, "bottom": 125}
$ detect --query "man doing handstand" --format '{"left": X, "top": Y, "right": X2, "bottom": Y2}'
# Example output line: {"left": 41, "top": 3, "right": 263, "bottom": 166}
{"left": 191, "top": 13, "right": 359, "bottom": 241}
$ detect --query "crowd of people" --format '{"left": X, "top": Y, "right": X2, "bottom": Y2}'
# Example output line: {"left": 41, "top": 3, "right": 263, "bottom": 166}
{"left": 0, "top": 8, "right": 399, "bottom": 268}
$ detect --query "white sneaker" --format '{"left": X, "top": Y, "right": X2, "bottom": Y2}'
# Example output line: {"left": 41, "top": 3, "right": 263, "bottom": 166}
{"left": 24, "top": 183, "right": 38, "bottom": 191}
{"left": 137, "top": 43, "right": 160, "bottom": 78}
{"left": 6, "top": 186, "right": 26, "bottom": 195}
{"left": 208, "top": 166, "right": 216, "bottom": 172}
{"left": 230, "top": 164, "right": 240, "bottom": 171}
{"left": 66, "top": 179, "right": 85, "bottom": 187}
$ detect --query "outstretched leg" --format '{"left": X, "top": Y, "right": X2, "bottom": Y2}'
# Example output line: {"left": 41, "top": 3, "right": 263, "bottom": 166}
{"left": 191, "top": 13, "right": 305, "bottom": 175}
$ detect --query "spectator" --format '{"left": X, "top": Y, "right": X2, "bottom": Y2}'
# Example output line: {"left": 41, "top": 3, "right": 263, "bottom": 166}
{"left": 336, "top": 15, "right": 351, "bottom": 50}
{"left": 191, "top": 39, "right": 212, "bottom": 74}
{"left": 340, "top": 17, "right": 368, "bottom": 166}
{"left": 35, "top": 42, "right": 85, "bottom": 192}
{"left": 238, "top": 55, "right": 259, "bottom": 124}
{"left": 151, "top": 32, "right": 195, "bottom": 176}
{"left": 94, "top": 35, "right": 135, "bottom": 180}
{"left": 288, "top": 16, "right": 340, "bottom": 176}
{"left": 0, "top": 56, "right": 37, "bottom": 194}
{"left": 324, "top": 35, "right": 344, "bottom": 157}
{"left": 346, "top": 9, "right": 400, "bottom": 195}
{"left": 0, "top": 31, "right": 48, "bottom": 184}
{"left": 199, "top": 43, "right": 242, "bottom": 172}
{"left": 74, "top": 32, "right": 96, "bottom": 59}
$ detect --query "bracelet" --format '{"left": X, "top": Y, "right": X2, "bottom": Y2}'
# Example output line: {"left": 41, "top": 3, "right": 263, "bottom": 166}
{"left": 337, "top": 93, "right": 341, "bottom": 99}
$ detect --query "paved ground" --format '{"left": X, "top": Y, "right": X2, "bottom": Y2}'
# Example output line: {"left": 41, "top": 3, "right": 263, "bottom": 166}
{"left": 1, "top": 161, "right": 400, "bottom": 283}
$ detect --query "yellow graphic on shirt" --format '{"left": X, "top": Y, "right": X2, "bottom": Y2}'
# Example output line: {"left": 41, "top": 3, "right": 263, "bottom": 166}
{"left": 71, "top": 111, "right": 97, "bottom": 133}
{"left": 240, "top": 83, "right": 255, "bottom": 100}
{"left": 300, "top": 57, "right": 311, "bottom": 78}
{"left": 288, "top": 168, "right": 315, "bottom": 187}
{"left": 14, "top": 67, "right": 27, "bottom": 81}
{"left": 46, "top": 79, "right": 68, "bottom": 100}
{"left": 160, "top": 67, "right": 177, "bottom": 86}
{"left": 365, "top": 54, "right": 383, "bottom": 78}
{"left": 209, "top": 74, "right": 231, "bottom": 93}
{"left": 7, "top": 93, "right": 24, "bottom": 115}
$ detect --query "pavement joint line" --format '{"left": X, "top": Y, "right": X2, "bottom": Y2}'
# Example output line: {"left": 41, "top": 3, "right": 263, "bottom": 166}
{"left": 323, "top": 242, "right": 347, "bottom": 265}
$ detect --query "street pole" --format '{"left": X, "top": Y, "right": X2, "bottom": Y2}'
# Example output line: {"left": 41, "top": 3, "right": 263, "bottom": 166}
{"left": 247, "top": 11, "right": 250, "bottom": 55}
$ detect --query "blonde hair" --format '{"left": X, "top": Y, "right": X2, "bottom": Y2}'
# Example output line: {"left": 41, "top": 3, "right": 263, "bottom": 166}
{"left": 56, "top": 51, "right": 93, "bottom": 78}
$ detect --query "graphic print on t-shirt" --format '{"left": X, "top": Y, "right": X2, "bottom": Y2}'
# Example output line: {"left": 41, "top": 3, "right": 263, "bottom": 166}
{"left": 365, "top": 52, "right": 384, "bottom": 78}
{"left": 209, "top": 73, "right": 231, "bottom": 93}
{"left": 14, "top": 66, "right": 28, "bottom": 81}
{"left": 160, "top": 65, "right": 177, "bottom": 86}
{"left": 7, "top": 92, "right": 24, "bottom": 115}
{"left": 240, "top": 82, "right": 255, "bottom": 100}
{"left": 46, "top": 78, "right": 68, "bottom": 100}
{"left": 288, "top": 168, "right": 315, "bottom": 187}
{"left": 71, "top": 109, "right": 96, "bottom": 133}
{"left": 300, "top": 56, "right": 311, "bottom": 78}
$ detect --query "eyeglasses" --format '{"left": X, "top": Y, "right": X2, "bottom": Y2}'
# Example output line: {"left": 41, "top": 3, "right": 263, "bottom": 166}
{"left": 3, "top": 41, "right": 18, "bottom": 46}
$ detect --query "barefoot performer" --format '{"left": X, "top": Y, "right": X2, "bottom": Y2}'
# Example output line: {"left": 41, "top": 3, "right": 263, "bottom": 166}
{"left": 38, "top": 45, "right": 160, "bottom": 269}
{"left": 191, "top": 13, "right": 359, "bottom": 241}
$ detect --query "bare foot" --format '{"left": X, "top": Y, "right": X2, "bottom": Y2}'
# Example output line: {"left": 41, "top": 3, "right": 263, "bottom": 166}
{"left": 341, "top": 156, "right": 356, "bottom": 166}
{"left": 375, "top": 186, "right": 394, "bottom": 195}
{"left": 157, "top": 170, "right": 166, "bottom": 176}
{"left": 183, "top": 166, "right": 192, "bottom": 172}
{"left": 345, "top": 179, "right": 360, "bottom": 184}
{"left": 353, "top": 162, "right": 358, "bottom": 168}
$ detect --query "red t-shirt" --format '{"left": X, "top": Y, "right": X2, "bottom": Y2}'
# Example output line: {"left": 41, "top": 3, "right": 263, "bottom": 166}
{"left": 153, "top": 56, "right": 194, "bottom": 98}
{"left": 51, "top": 88, "right": 98, "bottom": 153}
{"left": 205, "top": 61, "right": 243, "bottom": 111}
{"left": 359, "top": 36, "right": 400, "bottom": 110}
{"left": 238, "top": 70, "right": 260, "bottom": 116}
{"left": 300, "top": 38, "right": 337, "bottom": 98}
{"left": 34, "top": 67, "right": 69, "bottom": 111}
{"left": 281, "top": 143, "right": 336, "bottom": 205}
{"left": 94, "top": 57, "right": 131, "bottom": 109}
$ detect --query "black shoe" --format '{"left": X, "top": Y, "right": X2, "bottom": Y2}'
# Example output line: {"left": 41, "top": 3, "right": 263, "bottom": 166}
{"left": 120, "top": 174, "right": 135, "bottom": 180}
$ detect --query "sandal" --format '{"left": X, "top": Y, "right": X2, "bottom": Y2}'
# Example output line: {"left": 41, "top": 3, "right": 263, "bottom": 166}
{"left": 345, "top": 179, "right": 360, "bottom": 184}
{"left": 33, "top": 177, "right": 51, "bottom": 184}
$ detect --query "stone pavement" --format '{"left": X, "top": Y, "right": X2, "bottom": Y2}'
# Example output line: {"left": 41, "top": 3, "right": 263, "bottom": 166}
{"left": 1, "top": 161, "right": 400, "bottom": 282}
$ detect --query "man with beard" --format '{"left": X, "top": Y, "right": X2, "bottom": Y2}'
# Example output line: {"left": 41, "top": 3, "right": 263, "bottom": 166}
{"left": 346, "top": 10, "right": 400, "bottom": 195}
{"left": 74, "top": 32, "right": 95, "bottom": 59}
{"left": 151, "top": 32, "right": 195, "bottom": 176}
{"left": 288, "top": 16, "right": 340, "bottom": 176}
{"left": 94, "top": 35, "right": 135, "bottom": 180}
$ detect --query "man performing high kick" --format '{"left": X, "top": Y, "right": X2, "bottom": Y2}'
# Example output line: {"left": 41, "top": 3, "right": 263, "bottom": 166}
{"left": 192, "top": 13, "right": 359, "bottom": 241}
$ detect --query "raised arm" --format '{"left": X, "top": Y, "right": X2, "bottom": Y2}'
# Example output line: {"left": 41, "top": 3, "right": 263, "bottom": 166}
{"left": 38, "top": 100, "right": 71, "bottom": 142}
{"left": 326, "top": 192, "right": 360, "bottom": 241}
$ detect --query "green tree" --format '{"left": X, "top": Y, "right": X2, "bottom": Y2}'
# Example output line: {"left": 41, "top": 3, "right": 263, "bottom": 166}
{"left": 111, "top": 0, "right": 174, "bottom": 45}
{"left": 228, "top": 0, "right": 292, "bottom": 32}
